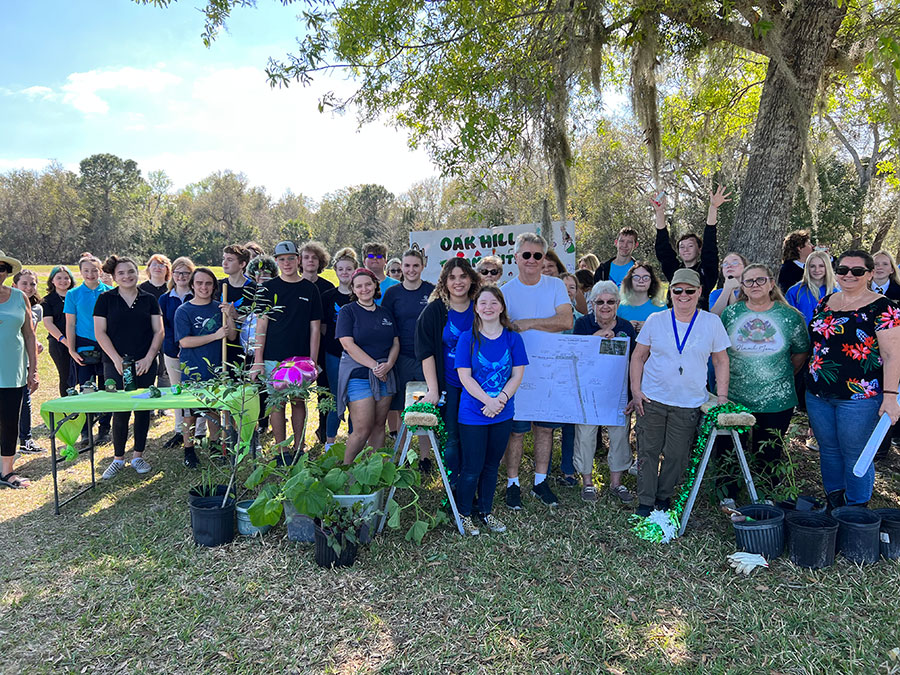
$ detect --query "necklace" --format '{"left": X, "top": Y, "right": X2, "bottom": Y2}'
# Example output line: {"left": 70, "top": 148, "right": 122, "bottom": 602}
{"left": 671, "top": 309, "right": 699, "bottom": 376}
{"left": 357, "top": 300, "right": 375, "bottom": 309}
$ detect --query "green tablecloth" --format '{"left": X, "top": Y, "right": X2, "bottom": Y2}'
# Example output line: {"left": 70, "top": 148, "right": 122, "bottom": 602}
{"left": 41, "top": 387, "right": 260, "bottom": 457}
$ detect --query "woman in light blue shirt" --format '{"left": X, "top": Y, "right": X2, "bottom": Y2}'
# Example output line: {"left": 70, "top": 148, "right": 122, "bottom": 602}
{"left": 617, "top": 262, "right": 665, "bottom": 332}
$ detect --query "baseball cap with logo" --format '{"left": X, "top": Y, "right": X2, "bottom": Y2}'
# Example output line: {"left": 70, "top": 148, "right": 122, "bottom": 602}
{"left": 274, "top": 241, "right": 299, "bottom": 257}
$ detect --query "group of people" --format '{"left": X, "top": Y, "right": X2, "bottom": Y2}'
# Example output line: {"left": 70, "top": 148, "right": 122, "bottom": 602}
{"left": 1, "top": 190, "right": 899, "bottom": 540}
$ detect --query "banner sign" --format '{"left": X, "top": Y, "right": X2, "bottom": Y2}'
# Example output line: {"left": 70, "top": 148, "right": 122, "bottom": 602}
{"left": 409, "top": 222, "right": 576, "bottom": 284}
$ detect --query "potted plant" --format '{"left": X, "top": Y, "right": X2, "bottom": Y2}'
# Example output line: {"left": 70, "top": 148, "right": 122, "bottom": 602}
{"left": 314, "top": 499, "right": 371, "bottom": 568}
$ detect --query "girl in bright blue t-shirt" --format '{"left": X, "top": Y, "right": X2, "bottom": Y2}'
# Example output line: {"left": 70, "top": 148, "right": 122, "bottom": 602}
{"left": 455, "top": 286, "right": 528, "bottom": 536}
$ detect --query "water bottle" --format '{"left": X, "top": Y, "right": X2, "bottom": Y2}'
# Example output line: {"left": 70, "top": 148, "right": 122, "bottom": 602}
{"left": 122, "top": 357, "right": 136, "bottom": 392}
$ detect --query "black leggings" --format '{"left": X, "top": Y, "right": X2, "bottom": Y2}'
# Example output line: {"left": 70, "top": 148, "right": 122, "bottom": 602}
{"left": 104, "top": 361, "right": 157, "bottom": 458}
{"left": 48, "top": 338, "right": 74, "bottom": 398}
{"left": 0, "top": 387, "right": 25, "bottom": 457}
{"left": 715, "top": 407, "right": 795, "bottom": 500}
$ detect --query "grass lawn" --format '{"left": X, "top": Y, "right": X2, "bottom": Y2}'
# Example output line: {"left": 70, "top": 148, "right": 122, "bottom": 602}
{"left": 3, "top": 271, "right": 900, "bottom": 673}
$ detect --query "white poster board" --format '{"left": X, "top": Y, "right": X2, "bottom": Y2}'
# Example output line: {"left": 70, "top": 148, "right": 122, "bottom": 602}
{"left": 513, "top": 332, "right": 630, "bottom": 426}
{"left": 409, "top": 221, "right": 576, "bottom": 284}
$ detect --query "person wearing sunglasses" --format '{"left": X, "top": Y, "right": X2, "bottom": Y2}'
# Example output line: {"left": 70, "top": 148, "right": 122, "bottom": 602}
{"left": 717, "top": 265, "right": 809, "bottom": 501}
{"left": 593, "top": 227, "right": 638, "bottom": 286}
{"left": 652, "top": 186, "right": 729, "bottom": 310}
{"left": 386, "top": 258, "right": 403, "bottom": 282}
{"left": 630, "top": 268, "right": 731, "bottom": 517}
{"left": 806, "top": 250, "right": 900, "bottom": 509}
{"left": 476, "top": 256, "right": 504, "bottom": 283}
{"left": 500, "top": 232, "right": 574, "bottom": 509}
{"left": 573, "top": 281, "right": 637, "bottom": 503}
{"left": 362, "top": 242, "right": 399, "bottom": 304}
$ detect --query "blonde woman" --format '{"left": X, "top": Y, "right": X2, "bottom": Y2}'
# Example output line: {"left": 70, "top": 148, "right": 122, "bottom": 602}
{"left": 786, "top": 250, "right": 837, "bottom": 324}
{"left": 872, "top": 250, "right": 900, "bottom": 301}
{"left": 159, "top": 256, "right": 197, "bottom": 448}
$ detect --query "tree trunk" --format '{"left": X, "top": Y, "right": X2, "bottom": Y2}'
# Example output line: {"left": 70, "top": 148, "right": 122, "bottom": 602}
{"left": 728, "top": 0, "right": 846, "bottom": 265}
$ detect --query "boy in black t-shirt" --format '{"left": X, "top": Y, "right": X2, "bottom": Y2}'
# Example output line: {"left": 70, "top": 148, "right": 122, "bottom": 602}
{"left": 219, "top": 244, "right": 256, "bottom": 374}
{"left": 251, "top": 241, "right": 323, "bottom": 457}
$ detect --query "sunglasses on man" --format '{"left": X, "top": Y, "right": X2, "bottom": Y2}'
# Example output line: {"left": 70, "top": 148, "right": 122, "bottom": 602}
{"left": 519, "top": 251, "right": 544, "bottom": 260}
{"left": 835, "top": 265, "right": 869, "bottom": 277}
{"left": 366, "top": 253, "right": 385, "bottom": 260}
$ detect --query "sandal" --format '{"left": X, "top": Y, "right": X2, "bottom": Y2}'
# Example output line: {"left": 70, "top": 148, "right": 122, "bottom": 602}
{"left": 0, "top": 472, "right": 31, "bottom": 489}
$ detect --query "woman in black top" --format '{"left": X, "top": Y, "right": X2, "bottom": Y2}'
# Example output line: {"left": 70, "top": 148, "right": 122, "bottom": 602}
{"left": 41, "top": 265, "right": 76, "bottom": 397}
{"left": 94, "top": 255, "right": 164, "bottom": 480}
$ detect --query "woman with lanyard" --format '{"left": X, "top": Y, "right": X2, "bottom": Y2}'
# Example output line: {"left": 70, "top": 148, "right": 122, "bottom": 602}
{"left": 416, "top": 258, "right": 481, "bottom": 489}
{"left": 94, "top": 255, "right": 164, "bottom": 480}
{"left": 140, "top": 254, "right": 173, "bottom": 393}
{"left": 320, "top": 247, "right": 358, "bottom": 448}
{"left": 335, "top": 268, "right": 400, "bottom": 464}
{"left": 573, "top": 281, "right": 637, "bottom": 503}
{"left": 454, "top": 285, "right": 528, "bottom": 535}
{"left": 13, "top": 269, "right": 45, "bottom": 455}
{"left": 158, "top": 256, "right": 197, "bottom": 449}
{"left": 805, "top": 250, "right": 900, "bottom": 508}
{"left": 717, "top": 264, "right": 809, "bottom": 503}
{"left": 630, "top": 268, "right": 731, "bottom": 517}
{"left": 175, "top": 267, "right": 238, "bottom": 468}
{"left": 41, "top": 265, "right": 76, "bottom": 398}
{"left": 0, "top": 251, "right": 39, "bottom": 489}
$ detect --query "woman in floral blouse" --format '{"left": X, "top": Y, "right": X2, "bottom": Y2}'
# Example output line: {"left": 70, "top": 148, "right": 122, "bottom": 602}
{"left": 806, "top": 250, "right": 900, "bottom": 509}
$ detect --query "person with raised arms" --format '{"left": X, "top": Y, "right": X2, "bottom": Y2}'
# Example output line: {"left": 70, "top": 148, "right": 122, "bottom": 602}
{"left": 455, "top": 285, "right": 528, "bottom": 535}
{"left": 652, "top": 186, "right": 729, "bottom": 308}
{"left": 416, "top": 258, "right": 481, "bottom": 489}
{"left": 41, "top": 265, "right": 76, "bottom": 398}
{"left": 335, "top": 268, "right": 400, "bottom": 464}
{"left": 93, "top": 255, "right": 164, "bottom": 480}
{"left": 65, "top": 255, "right": 112, "bottom": 447}
{"left": 500, "top": 232, "right": 573, "bottom": 509}
{"left": 593, "top": 227, "right": 638, "bottom": 286}
{"left": 251, "top": 241, "right": 323, "bottom": 461}
{"left": 630, "top": 268, "right": 731, "bottom": 517}
{"left": 175, "top": 267, "right": 238, "bottom": 468}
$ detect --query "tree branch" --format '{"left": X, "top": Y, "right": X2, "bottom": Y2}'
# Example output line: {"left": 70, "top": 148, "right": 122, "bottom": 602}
{"left": 659, "top": 5, "right": 766, "bottom": 58}
{"left": 824, "top": 113, "right": 863, "bottom": 180}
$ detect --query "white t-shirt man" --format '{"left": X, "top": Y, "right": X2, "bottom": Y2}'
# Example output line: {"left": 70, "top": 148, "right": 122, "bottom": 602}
{"left": 502, "top": 275, "right": 571, "bottom": 322}
{"left": 636, "top": 309, "right": 730, "bottom": 408}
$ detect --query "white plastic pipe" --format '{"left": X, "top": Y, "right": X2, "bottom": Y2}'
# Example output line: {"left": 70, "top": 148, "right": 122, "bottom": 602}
{"left": 853, "top": 393, "right": 900, "bottom": 477}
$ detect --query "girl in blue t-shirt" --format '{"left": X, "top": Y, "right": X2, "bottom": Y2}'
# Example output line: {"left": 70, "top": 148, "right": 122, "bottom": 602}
{"left": 455, "top": 286, "right": 528, "bottom": 536}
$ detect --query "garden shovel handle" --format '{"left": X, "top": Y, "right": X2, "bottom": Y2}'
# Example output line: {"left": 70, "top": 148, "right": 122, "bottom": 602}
{"left": 853, "top": 393, "right": 900, "bottom": 477}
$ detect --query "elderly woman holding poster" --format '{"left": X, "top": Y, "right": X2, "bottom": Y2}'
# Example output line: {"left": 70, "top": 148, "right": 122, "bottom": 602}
{"left": 630, "top": 268, "right": 731, "bottom": 517}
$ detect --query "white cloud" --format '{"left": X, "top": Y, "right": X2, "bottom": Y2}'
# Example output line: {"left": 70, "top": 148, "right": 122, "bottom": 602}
{"left": 19, "top": 85, "right": 56, "bottom": 101}
{"left": 60, "top": 66, "right": 182, "bottom": 114}
{"left": 0, "top": 157, "right": 77, "bottom": 173}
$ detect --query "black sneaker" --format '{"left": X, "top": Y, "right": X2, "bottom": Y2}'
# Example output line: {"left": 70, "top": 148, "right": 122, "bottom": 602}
{"left": 531, "top": 480, "right": 559, "bottom": 506}
{"left": 505, "top": 483, "right": 522, "bottom": 510}
{"left": 654, "top": 498, "right": 671, "bottom": 512}
{"left": 164, "top": 433, "right": 183, "bottom": 449}
{"left": 636, "top": 504, "right": 652, "bottom": 518}
{"left": 556, "top": 473, "right": 577, "bottom": 488}
{"left": 183, "top": 447, "right": 199, "bottom": 468}
{"left": 94, "top": 428, "right": 111, "bottom": 446}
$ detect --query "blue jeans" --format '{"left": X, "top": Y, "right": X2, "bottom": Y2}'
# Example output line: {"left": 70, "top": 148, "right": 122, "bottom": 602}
{"left": 806, "top": 392, "right": 881, "bottom": 505}
{"left": 457, "top": 419, "right": 513, "bottom": 516}
{"left": 18, "top": 387, "right": 32, "bottom": 442}
{"left": 441, "top": 386, "right": 462, "bottom": 486}
{"left": 554, "top": 424, "right": 575, "bottom": 475}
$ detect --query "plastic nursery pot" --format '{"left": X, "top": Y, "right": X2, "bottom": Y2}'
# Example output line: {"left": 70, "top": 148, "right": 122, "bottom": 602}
{"left": 236, "top": 499, "right": 271, "bottom": 537}
{"left": 283, "top": 501, "right": 315, "bottom": 543}
{"left": 188, "top": 484, "right": 234, "bottom": 505}
{"left": 832, "top": 506, "right": 882, "bottom": 565}
{"left": 333, "top": 490, "right": 383, "bottom": 544}
{"left": 314, "top": 526, "right": 358, "bottom": 569}
{"left": 786, "top": 512, "right": 838, "bottom": 569}
{"left": 872, "top": 509, "right": 900, "bottom": 560}
{"left": 776, "top": 495, "right": 825, "bottom": 513}
{"left": 190, "top": 496, "right": 236, "bottom": 548}
{"left": 733, "top": 504, "right": 785, "bottom": 559}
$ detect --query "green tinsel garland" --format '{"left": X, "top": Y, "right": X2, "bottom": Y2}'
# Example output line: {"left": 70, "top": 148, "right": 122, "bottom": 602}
{"left": 631, "top": 402, "right": 753, "bottom": 543}
{"left": 401, "top": 402, "right": 448, "bottom": 447}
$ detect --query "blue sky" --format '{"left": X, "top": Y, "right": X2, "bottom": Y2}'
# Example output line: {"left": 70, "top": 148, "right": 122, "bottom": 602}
{"left": 0, "top": 0, "right": 437, "bottom": 200}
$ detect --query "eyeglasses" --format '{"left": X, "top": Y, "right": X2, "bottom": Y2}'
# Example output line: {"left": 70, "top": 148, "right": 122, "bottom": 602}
{"left": 835, "top": 265, "right": 869, "bottom": 277}
{"left": 520, "top": 252, "right": 544, "bottom": 261}
{"left": 173, "top": 270, "right": 191, "bottom": 277}
{"left": 594, "top": 299, "right": 618, "bottom": 306}
{"left": 0, "top": 264, "right": 11, "bottom": 273}
{"left": 480, "top": 269, "right": 500, "bottom": 277}
{"left": 741, "top": 277, "right": 772, "bottom": 288}
{"left": 722, "top": 260, "right": 742, "bottom": 268}
{"left": 670, "top": 288, "right": 698, "bottom": 296}
{"left": 631, "top": 274, "right": 650, "bottom": 282}
{"left": 366, "top": 253, "right": 385, "bottom": 260}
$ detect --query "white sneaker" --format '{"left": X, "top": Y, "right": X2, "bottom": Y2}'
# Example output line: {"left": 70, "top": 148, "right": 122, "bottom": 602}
{"left": 101, "top": 460, "right": 125, "bottom": 480}
{"left": 131, "top": 457, "right": 152, "bottom": 474}
{"left": 479, "top": 513, "right": 507, "bottom": 533}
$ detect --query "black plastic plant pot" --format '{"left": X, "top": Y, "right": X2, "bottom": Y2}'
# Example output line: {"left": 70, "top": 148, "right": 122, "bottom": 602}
{"left": 188, "top": 484, "right": 234, "bottom": 505}
{"left": 873, "top": 509, "right": 900, "bottom": 560}
{"left": 190, "top": 496, "right": 236, "bottom": 547}
{"left": 832, "top": 506, "right": 881, "bottom": 564}
{"left": 314, "top": 527, "right": 358, "bottom": 569}
{"left": 786, "top": 512, "right": 838, "bottom": 569}
{"left": 733, "top": 504, "right": 785, "bottom": 559}
{"left": 777, "top": 495, "right": 825, "bottom": 513}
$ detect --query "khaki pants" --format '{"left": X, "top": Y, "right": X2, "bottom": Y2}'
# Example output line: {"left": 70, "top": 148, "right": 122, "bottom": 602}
{"left": 634, "top": 399, "right": 700, "bottom": 507}
{"left": 573, "top": 421, "right": 632, "bottom": 475}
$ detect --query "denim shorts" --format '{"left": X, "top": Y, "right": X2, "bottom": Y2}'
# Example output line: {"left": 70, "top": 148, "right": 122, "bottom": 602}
{"left": 347, "top": 377, "right": 389, "bottom": 402}
{"left": 511, "top": 419, "right": 560, "bottom": 434}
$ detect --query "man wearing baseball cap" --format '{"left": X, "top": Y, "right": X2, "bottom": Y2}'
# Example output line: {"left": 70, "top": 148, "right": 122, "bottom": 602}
{"left": 251, "top": 240, "right": 323, "bottom": 459}
{"left": 629, "top": 267, "right": 731, "bottom": 517}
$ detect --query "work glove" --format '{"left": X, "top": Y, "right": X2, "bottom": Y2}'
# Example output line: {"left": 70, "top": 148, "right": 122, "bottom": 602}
{"left": 727, "top": 552, "right": 768, "bottom": 575}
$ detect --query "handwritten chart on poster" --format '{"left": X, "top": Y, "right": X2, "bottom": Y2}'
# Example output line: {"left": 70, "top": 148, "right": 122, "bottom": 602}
{"left": 513, "top": 332, "right": 630, "bottom": 426}
{"left": 409, "top": 222, "right": 576, "bottom": 284}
